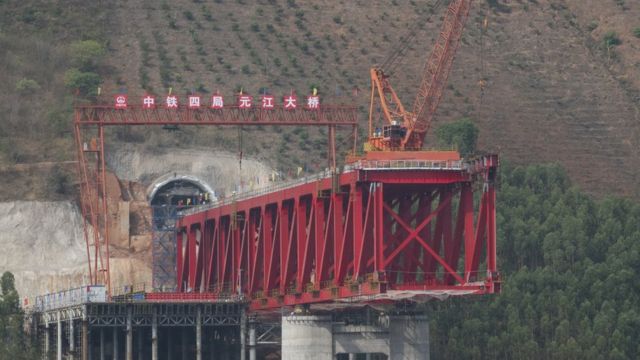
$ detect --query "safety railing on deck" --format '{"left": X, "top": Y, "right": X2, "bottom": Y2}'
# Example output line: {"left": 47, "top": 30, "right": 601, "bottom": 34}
{"left": 33, "top": 285, "right": 107, "bottom": 312}
{"left": 180, "top": 159, "right": 465, "bottom": 217}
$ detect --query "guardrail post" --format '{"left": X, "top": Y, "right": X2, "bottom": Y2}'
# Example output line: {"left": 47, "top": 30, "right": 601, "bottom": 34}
{"left": 57, "top": 312, "right": 62, "bottom": 360}
{"left": 69, "top": 318, "right": 75, "bottom": 360}
{"left": 196, "top": 306, "right": 202, "bottom": 360}
{"left": 126, "top": 307, "right": 132, "bottom": 360}
{"left": 152, "top": 307, "right": 158, "bottom": 360}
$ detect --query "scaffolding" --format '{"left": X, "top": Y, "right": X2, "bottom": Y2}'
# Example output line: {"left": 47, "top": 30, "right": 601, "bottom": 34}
{"left": 152, "top": 206, "right": 179, "bottom": 291}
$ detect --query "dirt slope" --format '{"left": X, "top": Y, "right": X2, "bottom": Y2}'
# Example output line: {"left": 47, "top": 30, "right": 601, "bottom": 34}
{"left": 1, "top": 0, "right": 639, "bottom": 198}
{"left": 101, "top": 0, "right": 640, "bottom": 197}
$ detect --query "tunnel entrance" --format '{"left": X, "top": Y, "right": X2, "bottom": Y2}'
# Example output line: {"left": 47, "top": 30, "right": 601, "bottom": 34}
{"left": 149, "top": 176, "right": 214, "bottom": 207}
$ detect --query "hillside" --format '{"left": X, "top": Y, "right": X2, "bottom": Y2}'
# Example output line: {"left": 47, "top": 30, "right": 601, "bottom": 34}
{"left": 1, "top": 0, "right": 640, "bottom": 198}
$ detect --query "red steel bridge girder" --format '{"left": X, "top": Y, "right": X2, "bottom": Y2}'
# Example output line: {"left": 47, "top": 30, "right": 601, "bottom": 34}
{"left": 176, "top": 156, "right": 500, "bottom": 310}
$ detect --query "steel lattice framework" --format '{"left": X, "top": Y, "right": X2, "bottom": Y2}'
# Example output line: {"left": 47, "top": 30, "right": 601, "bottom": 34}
{"left": 176, "top": 156, "right": 500, "bottom": 310}
{"left": 73, "top": 102, "right": 359, "bottom": 297}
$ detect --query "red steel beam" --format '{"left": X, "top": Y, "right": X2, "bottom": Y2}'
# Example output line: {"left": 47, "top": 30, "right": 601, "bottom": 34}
{"left": 75, "top": 105, "right": 358, "bottom": 126}
{"left": 175, "top": 156, "right": 500, "bottom": 310}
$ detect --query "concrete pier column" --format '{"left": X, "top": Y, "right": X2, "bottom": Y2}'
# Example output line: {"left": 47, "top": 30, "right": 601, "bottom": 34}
{"left": 82, "top": 317, "right": 88, "bottom": 360}
{"left": 113, "top": 328, "right": 119, "bottom": 360}
{"left": 240, "top": 312, "right": 246, "bottom": 360}
{"left": 389, "top": 315, "right": 429, "bottom": 360}
{"left": 281, "top": 315, "right": 333, "bottom": 360}
{"left": 248, "top": 320, "right": 256, "bottom": 360}
{"left": 349, "top": 354, "right": 356, "bottom": 360}
{"left": 126, "top": 307, "right": 132, "bottom": 360}
{"left": 69, "top": 319, "right": 75, "bottom": 360}
{"left": 57, "top": 312, "right": 62, "bottom": 360}
{"left": 100, "top": 328, "right": 105, "bottom": 360}
{"left": 152, "top": 309, "right": 158, "bottom": 360}
{"left": 196, "top": 307, "right": 202, "bottom": 360}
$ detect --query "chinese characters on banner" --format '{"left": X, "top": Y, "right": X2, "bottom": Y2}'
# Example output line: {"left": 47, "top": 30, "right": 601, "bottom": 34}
{"left": 211, "top": 94, "right": 224, "bottom": 109}
{"left": 142, "top": 95, "right": 155, "bottom": 109}
{"left": 238, "top": 94, "right": 253, "bottom": 109}
{"left": 165, "top": 95, "right": 178, "bottom": 109}
{"left": 261, "top": 95, "right": 275, "bottom": 110}
{"left": 113, "top": 92, "right": 320, "bottom": 109}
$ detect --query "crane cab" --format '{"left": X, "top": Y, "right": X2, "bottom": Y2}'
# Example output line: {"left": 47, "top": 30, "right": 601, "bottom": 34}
{"left": 366, "top": 121, "right": 407, "bottom": 151}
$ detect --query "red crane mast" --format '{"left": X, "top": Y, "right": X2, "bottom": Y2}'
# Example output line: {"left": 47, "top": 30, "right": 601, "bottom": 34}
{"left": 367, "top": 0, "right": 473, "bottom": 151}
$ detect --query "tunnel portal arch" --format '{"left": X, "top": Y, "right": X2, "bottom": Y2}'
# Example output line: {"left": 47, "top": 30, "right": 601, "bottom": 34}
{"left": 147, "top": 174, "right": 215, "bottom": 206}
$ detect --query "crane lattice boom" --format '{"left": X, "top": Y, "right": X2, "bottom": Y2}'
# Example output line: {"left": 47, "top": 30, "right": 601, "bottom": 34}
{"left": 367, "top": 0, "right": 473, "bottom": 151}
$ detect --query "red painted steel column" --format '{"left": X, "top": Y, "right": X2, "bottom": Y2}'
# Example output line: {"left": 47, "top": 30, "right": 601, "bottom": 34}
{"left": 176, "top": 229, "right": 185, "bottom": 291}
{"left": 247, "top": 210, "right": 257, "bottom": 294}
{"left": 352, "top": 185, "right": 364, "bottom": 279}
{"left": 204, "top": 220, "right": 216, "bottom": 291}
{"left": 333, "top": 192, "right": 345, "bottom": 284}
{"left": 263, "top": 206, "right": 277, "bottom": 293}
{"left": 374, "top": 183, "right": 384, "bottom": 274}
{"left": 486, "top": 184, "right": 497, "bottom": 277}
{"left": 314, "top": 196, "right": 326, "bottom": 289}
{"left": 468, "top": 192, "right": 487, "bottom": 282}
{"left": 296, "top": 198, "right": 310, "bottom": 293}
{"left": 188, "top": 225, "right": 198, "bottom": 291}
{"left": 98, "top": 125, "right": 111, "bottom": 296}
{"left": 279, "top": 201, "right": 292, "bottom": 293}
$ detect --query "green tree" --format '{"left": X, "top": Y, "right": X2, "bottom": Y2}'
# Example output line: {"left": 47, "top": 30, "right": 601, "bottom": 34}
{"left": 64, "top": 69, "right": 102, "bottom": 96}
{"left": 0, "top": 272, "right": 37, "bottom": 359}
{"left": 69, "top": 40, "right": 105, "bottom": 71}
{"left": 435, "top": 117, "right": 479, "bottom": 156}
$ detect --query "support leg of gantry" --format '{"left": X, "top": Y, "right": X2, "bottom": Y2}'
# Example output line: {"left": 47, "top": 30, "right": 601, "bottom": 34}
{"left": 152, "top": 308, "right": 158, "bottom": 360}
{"left": 126, "top": 307, "right": 132, "bottom": 360}
{"left": 196, "top": 306, "right": 202, "bottom": 360}
{"left": 100, "top": 328, "right": 105, "bottom": 360}
{"left": 113, "top": 327, "right": 118, "bottom": 360}
{"left": 69, "top": 319, "right": 75, "bottom": 360}
{"left": 240, "top": 311, "right": 246, "bottom": 360}
{"left": 248, "top": 320, "right": 256, "bottom": 360}
{"left": 82, "top": 318, "right": 88, "bottom": 360}
{"left": 44, "top": 322, "right": 50, "bottom": 360}
{"left": 57, "top": 312, "right": 62, "bottom": 360}
{"left": 113, "top": 327, "right": 119, "bottom": 360}
{"left": 181, "top": 327, "right": 187, "bottom": 360}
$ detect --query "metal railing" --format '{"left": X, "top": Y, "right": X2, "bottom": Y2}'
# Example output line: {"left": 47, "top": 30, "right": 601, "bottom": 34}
{"left": 349, "top": 159, "right": 464, "bottom": 171}
{"left": 33, "top": 285, "right": 107, "bottom": 312}
{"left": 180, "top": 159, "right": 466, "bottom": 217}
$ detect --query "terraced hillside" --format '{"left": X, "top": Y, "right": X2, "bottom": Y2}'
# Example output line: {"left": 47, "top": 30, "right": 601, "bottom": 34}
{"left": 1, "top": 0, "right": 639, "bottom": 198}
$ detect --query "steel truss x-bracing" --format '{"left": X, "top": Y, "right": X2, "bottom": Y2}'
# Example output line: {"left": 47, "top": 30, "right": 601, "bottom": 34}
{"left": 73, "top": 103, "right": 359, "bottom": 298}
{"left": 176, "top": 156, "right": 500, "bottom": 310}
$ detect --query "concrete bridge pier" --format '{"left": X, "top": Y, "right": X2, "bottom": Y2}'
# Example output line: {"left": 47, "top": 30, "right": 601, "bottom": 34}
{"left": 281, "top": 312, "right": 429, "bottom": 360}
